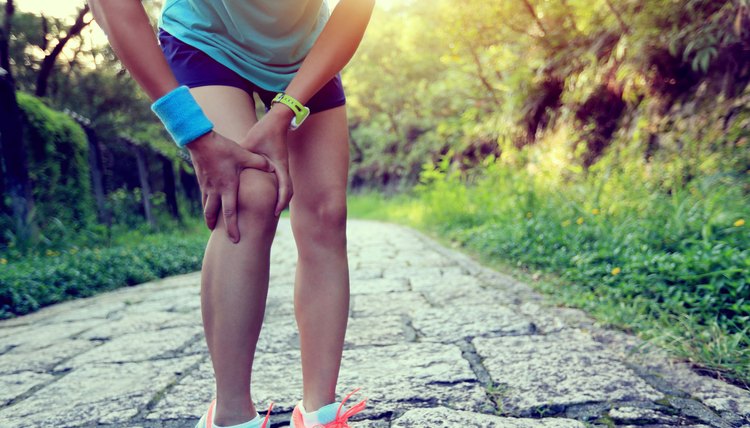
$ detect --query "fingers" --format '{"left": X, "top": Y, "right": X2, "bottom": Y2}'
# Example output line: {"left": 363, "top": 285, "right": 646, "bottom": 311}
{"left": 241, "top": 150, "right": 274, "bottom": 173}
{"left": 203, "top": 192, "right": 220, "bottom": 231}
{"left": 273, "top": 163, "right": 293, "bottom": 217}
{"left": 221, "top": 189, "right": 240, "bottom": 243}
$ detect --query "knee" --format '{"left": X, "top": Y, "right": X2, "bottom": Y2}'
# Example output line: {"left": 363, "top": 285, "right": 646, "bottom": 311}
{"left": 236, "top": 169, "right": 277, "bottom": 230}
{"left": 294, "top": 193, "right": 347, "bottom": 239}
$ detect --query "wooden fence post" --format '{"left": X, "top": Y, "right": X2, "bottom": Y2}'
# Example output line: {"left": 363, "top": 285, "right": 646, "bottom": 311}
{"left": 159, "top": 154, "right": 180, "bottom": 220}
{"left": 66, "top": 110, "right": 111, "bottom": 227}
{"left": 133, "top": 144, "right": 156, "bottom": 227}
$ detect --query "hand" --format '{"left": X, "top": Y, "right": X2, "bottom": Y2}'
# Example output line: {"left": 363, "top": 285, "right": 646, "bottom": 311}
{"left": 186, "top": 131, "right": 274, "bottom": 243}
{"left": 239, "top": 104, "right": 295, "bottom": 216}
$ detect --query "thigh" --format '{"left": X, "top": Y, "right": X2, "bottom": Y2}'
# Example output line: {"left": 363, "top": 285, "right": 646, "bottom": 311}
{"left": 287, "top": 105, "right": 350, "bottom": 212}
{"left": 189, "top": 85, "right": 257, "bottom": 141}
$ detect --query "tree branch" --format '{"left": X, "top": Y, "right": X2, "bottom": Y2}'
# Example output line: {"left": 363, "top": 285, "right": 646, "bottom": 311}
{"left": 35, "top": 3, "right": 91, "bottom": 97}
{"left": 604, "top": 0, "right": 630, "bottom": 34}
{"left": 521, "top": 0, "right": 548, "bottom": 37}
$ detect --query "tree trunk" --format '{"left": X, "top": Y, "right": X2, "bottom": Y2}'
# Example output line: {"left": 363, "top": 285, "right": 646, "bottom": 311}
{"left": 0, "top": 0, "right": 13, "bottom": 80}
{"left": 83, "top": 125, "right": 111, "bottom": 226}
{"left": 35, "top": 4, "right": 90, "bottom": 97}
{"left": 0, "top": 70, "right": 36, "bottom": 242}
{"left": 134, "top": 145, "right": 156, "bottom": 227}
{"left": 160, "top": 154, "right": 180, "bottom": 220}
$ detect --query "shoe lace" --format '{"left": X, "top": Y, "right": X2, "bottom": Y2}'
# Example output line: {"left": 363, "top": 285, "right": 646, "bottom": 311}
{"left": 261, "top": 401, "right": 274, "bottom": 428}
{"left": 312, "top": 387, "right": 367, "bottom": 428}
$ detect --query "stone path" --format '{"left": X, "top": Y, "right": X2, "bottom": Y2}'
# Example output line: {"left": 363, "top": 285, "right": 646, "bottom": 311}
{"left": 1, "top": 219, "right": 749, "bottom": 427}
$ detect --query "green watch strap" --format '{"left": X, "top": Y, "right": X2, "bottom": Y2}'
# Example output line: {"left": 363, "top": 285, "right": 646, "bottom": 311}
{"left": 271, "top": 93, "right": 310, "bottom": 130}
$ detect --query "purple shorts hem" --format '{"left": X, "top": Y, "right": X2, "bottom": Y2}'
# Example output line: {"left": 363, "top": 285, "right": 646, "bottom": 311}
{"left": 157, "top": 28, "right": 346, "bottom": 115}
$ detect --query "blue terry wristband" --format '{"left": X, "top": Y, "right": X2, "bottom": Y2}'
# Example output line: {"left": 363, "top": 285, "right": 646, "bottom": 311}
{"left": 150, "top": 86, "right": 213, "bottom": 147}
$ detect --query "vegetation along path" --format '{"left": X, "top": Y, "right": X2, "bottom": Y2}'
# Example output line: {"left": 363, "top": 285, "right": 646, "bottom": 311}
{"left": 0, "top": 219, "right": 748, "bottom": 427}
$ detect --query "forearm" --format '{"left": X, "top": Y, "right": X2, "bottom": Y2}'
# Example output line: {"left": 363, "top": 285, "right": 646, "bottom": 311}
{"left": 88, "top": 0, "right": 178, "bottom": 101}
{"left": 284, "top": 0, "right": 375, "bottom": 104}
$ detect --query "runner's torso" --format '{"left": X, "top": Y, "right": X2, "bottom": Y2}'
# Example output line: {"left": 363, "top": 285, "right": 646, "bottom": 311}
{"left": 159, "top": 0, "right": 329, "bottom": 91}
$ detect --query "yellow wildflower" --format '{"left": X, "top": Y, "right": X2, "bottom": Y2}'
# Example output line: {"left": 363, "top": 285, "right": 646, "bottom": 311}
{"left": 561, "top": 220, "right": 571, "bottom": 227}
{"left": 735, "top": 219, "right": 745, "bottom": 227}
{"left": 0, "top": 258, "right": 6, "bottom": 265}
{"left": 576, "top": 217, "right": 584, "bottom": 225}
{"left": 611, "top": 267, "right": 621, "bottom": 275}
{"left": 592, "top": 208, "right": 600, "bottom": 215}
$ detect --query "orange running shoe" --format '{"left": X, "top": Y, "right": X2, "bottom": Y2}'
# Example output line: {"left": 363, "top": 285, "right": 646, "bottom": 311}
{"left": 289, "top": 388, "right": 367, "bottom": 428}
{"left": 195, "top": 400, "right": 274, "bottom": 428}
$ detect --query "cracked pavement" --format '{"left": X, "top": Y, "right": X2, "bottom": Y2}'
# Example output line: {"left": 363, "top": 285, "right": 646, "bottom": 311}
{"left": 1, "top": 219, "right": 749, "bottom": 427}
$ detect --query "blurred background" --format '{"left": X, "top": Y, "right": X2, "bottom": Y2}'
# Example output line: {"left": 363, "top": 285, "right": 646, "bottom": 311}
{"left": 0, "top": 1, "right": 748, "bottom": 385}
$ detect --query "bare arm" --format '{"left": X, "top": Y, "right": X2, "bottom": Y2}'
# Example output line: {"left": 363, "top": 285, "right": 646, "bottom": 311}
{"left": 88, "top": 0, "right": 177, "bottom": 100}
{"left": 285, "top": 0, "right": 377, "bottom": 104}
{"left": 242, "top": 0, "right": 376, "bottom": 215}
{"left": 88, "top": 0, "right": 273, "bottom": 242}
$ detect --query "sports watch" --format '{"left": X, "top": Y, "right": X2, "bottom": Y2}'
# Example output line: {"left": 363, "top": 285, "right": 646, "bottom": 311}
{"left": 271, "top": 93, "right": 310, "bottom": 131}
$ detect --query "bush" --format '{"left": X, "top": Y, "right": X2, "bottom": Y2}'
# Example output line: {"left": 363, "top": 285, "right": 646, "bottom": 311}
{"left": 0, "top": 232, "right": 207, "bottom": 319}
{"left": 12, "top": 93, "right": 95, "bottom": 242}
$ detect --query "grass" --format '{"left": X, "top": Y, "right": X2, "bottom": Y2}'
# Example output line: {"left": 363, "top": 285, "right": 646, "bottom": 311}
{"left": 345, "top": 160, "right": 750, "bottom": 387}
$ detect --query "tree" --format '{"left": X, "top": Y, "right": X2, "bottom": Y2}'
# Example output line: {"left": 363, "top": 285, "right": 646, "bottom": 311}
{"left": 0, "top": 0, "right": 36, "bottom": 243}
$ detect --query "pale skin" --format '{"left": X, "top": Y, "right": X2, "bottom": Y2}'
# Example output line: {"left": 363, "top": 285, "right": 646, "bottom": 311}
{"left": 88, "top": 0, "right": 375, "bottom": 425}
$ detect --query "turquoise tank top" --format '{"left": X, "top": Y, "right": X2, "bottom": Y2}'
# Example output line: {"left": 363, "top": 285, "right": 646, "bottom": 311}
{"left": 158, "top": 0, "right": 329, "bottom": 92}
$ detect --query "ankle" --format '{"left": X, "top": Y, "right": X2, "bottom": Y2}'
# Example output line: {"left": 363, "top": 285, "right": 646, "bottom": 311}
{"left": 213, "top": 401, "right": 258, "bottom": 426}
{"left": 302, "top": 398, "right": 335, "bottom": 413}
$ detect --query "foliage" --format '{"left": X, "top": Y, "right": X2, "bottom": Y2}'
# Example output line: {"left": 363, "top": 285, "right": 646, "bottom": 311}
{"left": 7, "top": 93, "right": 96, "bottom": 244}
{"left": 0, "top": 225, "right": 208, "bottom": 319}
{"left": 345, "top": 0, "right": 750, "bottom": 187}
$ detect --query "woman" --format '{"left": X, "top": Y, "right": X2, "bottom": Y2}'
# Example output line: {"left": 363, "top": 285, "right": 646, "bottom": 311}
{"left": 88, "top": 1, "right": 375, "bottom": 427}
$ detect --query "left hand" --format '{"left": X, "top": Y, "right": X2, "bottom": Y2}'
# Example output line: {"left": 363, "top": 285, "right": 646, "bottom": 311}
{"left": 239, "top": 104, "right": 295, "bottom": 216}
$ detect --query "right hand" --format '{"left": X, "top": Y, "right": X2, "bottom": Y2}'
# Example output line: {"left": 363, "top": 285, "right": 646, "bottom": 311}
{"left": 186, "top": 131, "right": 274, "bottom": 243}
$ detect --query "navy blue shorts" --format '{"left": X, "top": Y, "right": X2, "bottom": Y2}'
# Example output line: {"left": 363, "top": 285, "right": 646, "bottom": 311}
{"left": 157, "top": 29, "right": 346, "bottom": 114}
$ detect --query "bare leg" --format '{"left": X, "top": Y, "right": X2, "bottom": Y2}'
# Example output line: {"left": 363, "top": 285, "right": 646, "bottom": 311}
{"left": 287, "top": 106, "right": 351, "bottom": 411}
{"left": 191, "top": 86, "right": 279, "bottom": 426}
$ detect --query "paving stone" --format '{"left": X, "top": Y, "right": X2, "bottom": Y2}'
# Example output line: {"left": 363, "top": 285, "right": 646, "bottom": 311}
{"left": 0, "top": 371, "right": 56, "bottom": 406}
{"left": 419, "top": 284, "right": 515, "bottom": 309}
{"left": 517, "top": 302, "right": 596, "bottom": 334}
{"left": 78, "top": 311, "right": 199, "bottom": 340}
{"left": 0, "top": 339, "right": 94, "bottom": 374}
{"left": 409, "top": 272, "right": 483, "bottom": 293}
{"left": 42, "top": 301, "right": 127, "bottom": 323}
{"left": 665, "top": 363, "right": 750, "bottom": 420}
{"left": 150, "top": 342, "right": 489, "bottom": 421}
{"left": 350, "top": 277, "right": 409, "bottom": 295}
{"left": 350, "top": 267, "right": 384, "bottom": 280}
{"left": 413, "top": 305, "right": 535, "bottom": 342}
{"left": 473, "top": 330, "right": 663, "bottom": 416}
{"left": 391, "top": 406, "right": 586, "bottom": 427}
{"left": 351, "top": 291, "right": 432, "bottom": 318}
{"left": 257, "top": 316, "right": 299, "bottom": 353}
{"left": 2, "top": 319, "right": 104, "bottom": 352}
{"left": 608, "top": 406, "right": 688, "bottom": 425}
{"left": 56, "top": 325, "right": 202, "bottom": 370}
{"left": 0, "top": 356, "right": 200, "bottom": 427}
{"left": 146, "top": 358, "right": 216, "bottom": 421}
{"left": 382, "top": 266, "right": 444, "bottom": 280}
{"left": 345, "top": 315, "right": 407, "bottom": 347}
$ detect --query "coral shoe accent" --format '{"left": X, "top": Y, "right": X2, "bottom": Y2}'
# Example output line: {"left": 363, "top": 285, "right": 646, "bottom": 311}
{"left": 291, "top": 388, "right": 367, "bottom": 428}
